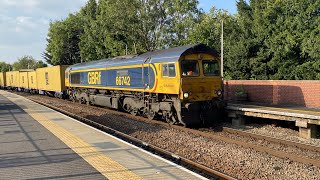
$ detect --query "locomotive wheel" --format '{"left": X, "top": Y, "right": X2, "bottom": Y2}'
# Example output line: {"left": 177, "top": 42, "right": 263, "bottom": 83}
{"left": 146, "top": 111, "right": 155, "bottom": 120}
{"left": 130, "top": 108, "right": 138, "bottom": 116}
{"left": 165, "top": 115, "right": 176, "bottom": 125}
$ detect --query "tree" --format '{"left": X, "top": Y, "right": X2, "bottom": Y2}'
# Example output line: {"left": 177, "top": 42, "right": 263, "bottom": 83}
{"left": 219, "top": 0, "right": 320, "bottom": 80}
{"left": 42, "top": 0, "right": 320, "bottom": 80}
{"left": 79, "top": 0, "right": 201, "bottom": 61}
{"left": 186, "top": 6, "right": 252, "bottom": 80}
{"left": 12, "top": 56, "right": 47, "bottom": 70}
{"left": 0, "top": 62, "right": 12, "bottom": 72}
{"left": 79, "top": 0, "right": 99, "bottom": 61}
{"left": 44, "top": 13, "right": 84, "bottom": 65}
{"left": 154, "top": 0, "right": 201, "bottom": 48}
{"left": 34, "top": 61, "right": 48, "bottom": 69}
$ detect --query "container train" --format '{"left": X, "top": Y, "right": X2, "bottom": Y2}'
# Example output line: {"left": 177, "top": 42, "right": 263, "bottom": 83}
{"left": 0, "top": 44, "right": 224, "bottom": 126}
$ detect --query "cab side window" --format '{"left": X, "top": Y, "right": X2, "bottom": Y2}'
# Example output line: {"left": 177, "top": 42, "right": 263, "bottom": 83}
{"left": 162, "top": 63, "right": 176, "bottom": 77}
{"left": 70, "top": 73, "right": 80, "bottom": 84}
{"left": 162, "top": 64, "right": 168, "bottom": 77}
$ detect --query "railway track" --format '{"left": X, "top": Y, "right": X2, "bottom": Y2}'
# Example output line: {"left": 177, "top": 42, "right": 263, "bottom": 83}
{"left": 10, "top": 91, "right": 320, "bottom": 179}
{"left": 31, "top": 96, "right": 320, "bottom": 167}
{"left": 222, "top": 127, "right": 320, "bottom": 153}
{"left": 28, "top": 97, "right": 237, "bottom": 180}
{"left": 179, "top": 128, "right": 320, "bottom": 168}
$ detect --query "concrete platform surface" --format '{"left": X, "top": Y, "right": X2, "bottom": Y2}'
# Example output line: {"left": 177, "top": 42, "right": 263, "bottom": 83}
{"left": 0, "top": 90, "right": 207, "bottom": 180}
{"left": 227, "top": 103, "right": 320, "bottom": 123}
{"left": 227, "top": 103, "right": 320, "bottom": 139}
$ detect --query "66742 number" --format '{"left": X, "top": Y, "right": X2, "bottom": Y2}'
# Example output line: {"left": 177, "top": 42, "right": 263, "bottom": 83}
{"left": 116, "top": 76, "right": 130, "bottom": 86}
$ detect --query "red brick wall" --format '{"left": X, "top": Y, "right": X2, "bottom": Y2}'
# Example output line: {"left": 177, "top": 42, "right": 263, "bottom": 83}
{"left": 224, "top": 80, "right": 320, "bottom": 108}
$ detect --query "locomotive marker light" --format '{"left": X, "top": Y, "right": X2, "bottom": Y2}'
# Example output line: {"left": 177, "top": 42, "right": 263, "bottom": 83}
{"left": 183, "top": 92, "right": 189, "bottom": 98}
{"left": 216, "top": 89, "right": 222, "bottom": 96}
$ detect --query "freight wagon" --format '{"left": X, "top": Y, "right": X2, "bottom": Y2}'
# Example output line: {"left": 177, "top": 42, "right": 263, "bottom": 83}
{"left": 18, "top": 69, "right": 35, "bottom": 91}
{"left": 28, "top": 71, "right": 38, "bottom": 93}
{"left": 6, "top": 71, "right": 19, "bottom": 90}
{"left": 36, "top": 65, "right": 69, "bottom": 97}
{"left": 0, "top": 72, "right": 5, "bottom": 89}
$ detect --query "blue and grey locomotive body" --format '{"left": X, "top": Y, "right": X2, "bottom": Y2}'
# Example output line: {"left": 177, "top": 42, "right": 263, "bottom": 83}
{"left": 66, "top": 44, "right": 224, "bottom": 126}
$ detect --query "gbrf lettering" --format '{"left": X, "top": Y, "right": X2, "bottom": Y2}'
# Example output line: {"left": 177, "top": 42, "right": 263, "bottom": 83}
{"left": 88, "top": 72, "right": 101, "bottom": 85}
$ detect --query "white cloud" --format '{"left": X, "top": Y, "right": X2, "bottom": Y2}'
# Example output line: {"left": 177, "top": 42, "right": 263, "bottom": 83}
{"left": 16, "top": 16, "right": 31, "bottom": 23}
{"left": 0, "top": 0, "right": 39, "bottom": 8}
{"left": 0, "top": 0, "right": 87, "bottom": 63}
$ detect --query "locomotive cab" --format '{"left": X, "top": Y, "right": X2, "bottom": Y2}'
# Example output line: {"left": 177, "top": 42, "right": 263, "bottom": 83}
{"left": 180, "top": 53, "right": 222, "bottom": 102}
{"left": 178, "top": 53, "right": 223, "bottom": 125}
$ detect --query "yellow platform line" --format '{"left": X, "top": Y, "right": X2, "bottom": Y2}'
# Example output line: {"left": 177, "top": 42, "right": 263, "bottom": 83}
{"left": 7, "top": 97, "right": 142, "bottom": 180}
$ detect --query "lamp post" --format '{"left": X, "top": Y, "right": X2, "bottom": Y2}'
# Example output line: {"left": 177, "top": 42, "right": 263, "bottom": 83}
{"left": 221, "top": 20, "right": 224, "bottom": 79}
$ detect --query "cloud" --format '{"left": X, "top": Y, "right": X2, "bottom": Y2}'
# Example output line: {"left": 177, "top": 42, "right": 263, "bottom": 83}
{"left": 0, "top": 0, "right": 87, "bottom": 63}
{"left": 1, "top": 0, "right": 39, "bottom": 7}
{"left": 0, "top": 15, "right": 46, "bottom": 44}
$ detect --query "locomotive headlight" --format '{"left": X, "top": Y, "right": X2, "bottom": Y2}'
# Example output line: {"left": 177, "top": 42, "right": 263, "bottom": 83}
{"left": 183, "top": 92, "right": 189, "bottom": 98}
{"left": 216, "top": 90, "right": 222, "bottom": 96}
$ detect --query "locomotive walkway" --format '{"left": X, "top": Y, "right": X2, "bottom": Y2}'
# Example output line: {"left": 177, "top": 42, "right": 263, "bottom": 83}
{"left": 0, "top": 90, "right": 206, "bottom": 180}
{"left": 227, "top": 103, "right": 320, "bottom": 139}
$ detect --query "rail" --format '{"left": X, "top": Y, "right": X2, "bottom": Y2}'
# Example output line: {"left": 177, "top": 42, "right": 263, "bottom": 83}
{"left": 18, "top": 91, "right": 320, "bottom": 174}
{"left": 223, "top": 127, "right": 320, "bottom": 153}
{"left": 29, "top": 98, "right": 237, "bottom": 180}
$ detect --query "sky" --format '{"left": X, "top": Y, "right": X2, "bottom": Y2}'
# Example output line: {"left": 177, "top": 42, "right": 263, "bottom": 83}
{"left": 0, "top": 0, "right": 238, "bottom": 64}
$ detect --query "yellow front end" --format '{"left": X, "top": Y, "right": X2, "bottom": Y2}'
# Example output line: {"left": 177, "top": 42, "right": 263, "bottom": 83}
{"left": 179, "top": 53, "right": 222, "bottom": 102}
{"left": 181, "top": 77, "right": 222, "bottom": 101}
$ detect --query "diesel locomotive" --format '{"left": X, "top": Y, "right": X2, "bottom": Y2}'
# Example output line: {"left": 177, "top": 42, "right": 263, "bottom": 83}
{"left": 66, "top": 44, "right": 224, "bottom": 126}
{"left": 1, "top": 44, "right": 224, "bottom": 126}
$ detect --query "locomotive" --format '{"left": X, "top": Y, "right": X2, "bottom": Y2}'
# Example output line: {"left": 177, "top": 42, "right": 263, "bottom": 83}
{"left": 1, "top": 44, "right": 224, "bottom": 126}
{"left": 66, "top": 44, "right": 224, "bottom": 126}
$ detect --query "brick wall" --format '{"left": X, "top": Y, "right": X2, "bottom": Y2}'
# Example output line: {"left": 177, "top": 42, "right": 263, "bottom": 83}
{"left": 224, "top": 80, "right": 320, "bottom": 108}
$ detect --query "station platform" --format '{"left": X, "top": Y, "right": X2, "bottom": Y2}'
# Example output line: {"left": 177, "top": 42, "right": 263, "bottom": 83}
{"left": 226, "top": 103, "right": 320, "bottom": 139}
{"left": 0, "top": 90, "right": 206, "bottom": 180}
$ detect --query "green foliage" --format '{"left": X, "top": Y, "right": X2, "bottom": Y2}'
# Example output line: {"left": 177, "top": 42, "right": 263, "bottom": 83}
{"left": 187, "top": 8, "right": 226, "bottom": 49}
{"left": 78, "top": 0, "right": 100, "bottom": 61}
{"left": 12, "top": 56, "right": 47, "bottom": 70}
{"left": 0, "top": 62, "right": 12, "bottom": 72}
{"left": 45, "top": 0, "right": 200, "bottom": 63}
{"left": 231, "top": 0, "right": 320, "bottom": 80}
{"left": 44, "top": 13, "right": 84, "bottom": 65}
{"left": 43, "top": 0, "right": 320, "bottom": 80}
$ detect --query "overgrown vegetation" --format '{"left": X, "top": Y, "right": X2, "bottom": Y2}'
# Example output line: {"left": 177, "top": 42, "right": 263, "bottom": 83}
{"left": 40, "top": 0, "right": 320, "bottom": 80}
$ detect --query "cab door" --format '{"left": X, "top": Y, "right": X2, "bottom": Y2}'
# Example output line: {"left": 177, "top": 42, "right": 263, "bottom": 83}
{"left": 157, "top": 62, "right": 180, "bottom": 94}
